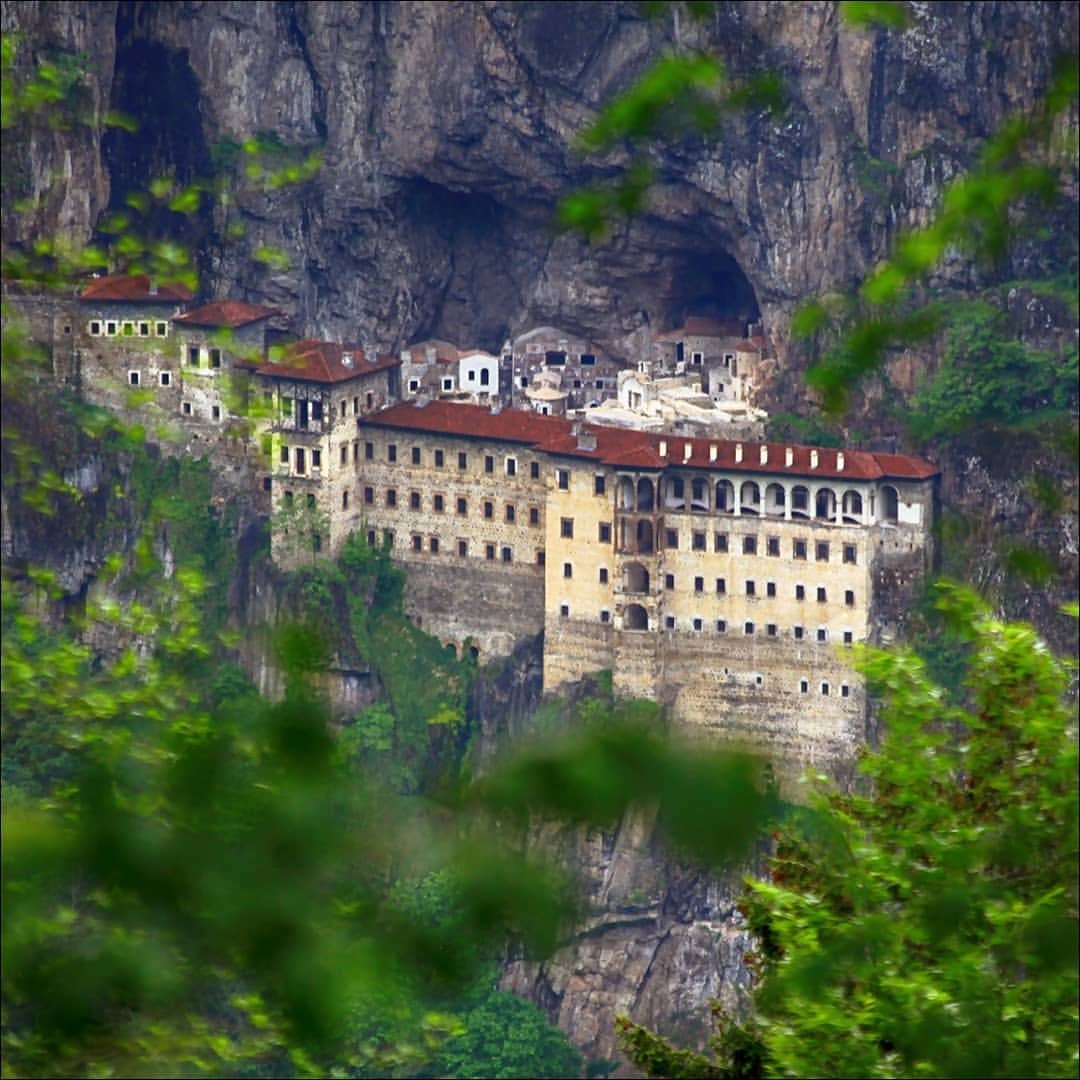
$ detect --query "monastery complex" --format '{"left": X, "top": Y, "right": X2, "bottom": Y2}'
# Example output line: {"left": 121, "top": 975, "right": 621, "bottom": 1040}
{"left": 26, "top": 273, "right": 939, "bottom": 773}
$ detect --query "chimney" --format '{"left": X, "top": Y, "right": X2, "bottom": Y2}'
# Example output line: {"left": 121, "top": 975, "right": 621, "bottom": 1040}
{"left": 342, "top": 351, "right": 354, "bottom": 367}
{"left": 759, "top": 445, "right": 768, "bottom": 465}
{"left": 785, "top": 447, "right": 794, "bottom": 467}
{"left": 709, "top": 444, "right": 718, "bottom": 462}
{"left": 577, "top": 427, "right": 598, "bottom": 452}
{"left": 659, "top": 439, "right": 668, "bottom": 458}
{"left": 735, "top": 443, "right": 743, "bottom": 463}
{"left": 683, "top": 442, "right": 693, "bottom": 461}
{"left": 810, "top": 449, "right": 819, "bottom": 469}
{"left": 837, "top": 451, "right": 845, "bottom": 472}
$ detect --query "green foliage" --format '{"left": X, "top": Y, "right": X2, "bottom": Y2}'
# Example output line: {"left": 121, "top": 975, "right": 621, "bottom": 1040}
{"left": 620, "top": 587, "right": 1079, "bottom": 1078}
{"left": 800, "top": 55, "right": 1078, "bottom": 413}
{"left": 765, "top": 411, "right": 846, "bottom": 449}
{"left": 904, "top": 299, "right": 1077, "bottom": 444}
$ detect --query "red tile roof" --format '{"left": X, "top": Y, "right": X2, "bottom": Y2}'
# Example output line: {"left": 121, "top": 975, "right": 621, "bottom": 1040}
{"left": 654, "top": 316, "right": 745, "bottom": 342}
{"left": 79, "top": 273, "right": 193, "bottom": 303}
{"left": 174, "top": 300, "right": 279, "bottom": 328}
{"left": 254, "top": 339, "right": 400, "bottom": 383}
{"left": 360, "top": 401, "right": 938, "bottom": 482}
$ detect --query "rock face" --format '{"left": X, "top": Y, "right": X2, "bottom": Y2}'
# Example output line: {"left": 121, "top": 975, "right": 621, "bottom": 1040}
{"left": 4, "top": 0, "right": 1076, "bottom": 1068}
{"left": 4, "top": 1, "right": 1075, "bottom": 360}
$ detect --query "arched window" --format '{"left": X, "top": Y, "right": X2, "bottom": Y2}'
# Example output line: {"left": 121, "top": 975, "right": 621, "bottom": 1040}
{"left": 765, "top": 483, "right": 785, "bottom": 515}
{"left": 619, "top": 476, "right": 636, "bottom": 511}
{"left": 666, "top": 476, "right": 685, "bottom": 510}
{"left": 624, "top": 562, "right": 650, "bottom": 593}
{"left": 637, "top": 478, "right": 655, "bottom": 512}
{"left": 691, "top": 477, "right": 709, "bottom": 511}
{"left": 624, "top": 603, "right": 648, "bottom": 631}
{"left": 791, "top": 485, "right": 810, "bottom": 518}
{"left": 740, "top": 481, "right": 761, "bottom": 515}
{"left": 841, "top": 489, "right": 863, "bottom": 523}
{"left": 635, "top": 519, "right": 654, "bottom": 554}
{"left": 881, "top": 485, "right": 899, "bottom": 522}
{"left": 815, "top": 487, "right": 836, "bottom": 521}
{"left": 716, "top": 480, "right": 735, "bottom": 514}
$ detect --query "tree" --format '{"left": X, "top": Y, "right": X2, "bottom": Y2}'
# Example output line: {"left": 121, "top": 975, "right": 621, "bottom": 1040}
{"left": 617, "top": 586, "right": 1079, "bottom": 1078}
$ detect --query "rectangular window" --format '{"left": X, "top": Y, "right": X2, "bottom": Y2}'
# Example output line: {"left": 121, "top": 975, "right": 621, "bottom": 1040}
{"left": 506, "top": 458, "right": 516, "bottom": 476}
{"left": 767, "top": 623, "right": 777, "bottom": 637}
{"left": 714, "top": 532, "right": 728, "bottom": 553}
{"left": 560, "top": 604, "right": 570, "bottom": 618}
{"left": 386, "top": 489, "right": 397, "bottom": 507}
{"left": 388, "top": 444, "right": 398, "bottom": 463}
{"left": 800, "top": 679, "right": 809, "bottom": 694}
{"left": 692, "top": 531, "right": 706, "bottom": 551}
{"left": 694, "top": 576, "right": 704, "bottom": 593}
{"left": 598, "top": 522, "right": 611, "bottom": 543}
{"left": 599, "top": 568, "right": 609, "bottom": 584}
{"left": 817, "top": 628, "right": 828, "bottom": 643}
{"left": 311, "top": 449, "right": 321, "bottom": 469}
{"left": 841, "top": 684, "right": 850, "bottom": 698}
{"left": 746, "top": 580, "right": 756, "bottom": 596}
{"left": 816, "top": 542, "right": 829, "bottom": 562}
{"left": 817, "top": 587, "right": 827, "bottom": 603}
{"left": 794, "top": 539, "right": 807, "bottom": 560}
{"left": 209, "top": 348, "right": 222, "bottom": 368}
{"left": 561, "top": 518, "right": 574, "bottom": 538}
{"left": 563, "top": 562, "right": 573, "bottom": 579}
{"left": 353, "top": 442, "right": 359, "bottom": 463}
{"left": 128, "top": 371, "right": 140, "bottom": 386}
{"left": 843, "top": 631, "right": 853, "bottom": 645}
{"left": 434, "top": 449, "right": 444, "bottom": 467}
{"left": 505, "top": 504, "right": 516, "bottom": 523}
{"left": 665, "top": 529, "right": 678, "bottom": 549}
{"left": 430, "top": 537, "right": 439, "bottom": 554}
{"left": 529, "top": 507, "right": 540, "bottom": 526}
{"left": 212, "top": 405, "right": 221, "bottom": 420}
{"left": 458, "top": 540, "right": 468, "bottom": 557}
{"left": 557, "top": 469, "right": 569, "bottom": 490}
{"left": 280, "top": 447, "right": 290, "bottom": 464}
{"left": 364, "top": 487, "right": 374, "bottom": 504}
{"left": 844, "top": 544, "right": 857, "bottom": 565}
{"left": 295, "top": 448, "right": 306, "bottom": 474}
{"left": 530, "top": 462, "right": 540, "bottom": 479}
{"left": 766, "top": 581, "right": 777, "bottom": 597}
{"left": 106, "top": 321, "right": 117, "bottom": 335}
{"left": 365, "top": 442, "right": 374, "bottom": 460}
{"left": 767, "top": 536, "right": 780, "bottom": 557}
{"left": 743, "top": 536, "right": 757, "bottom": 555}
{"left": 485, "top": 455, "right": 494, "bottom": 474}
{"left": 155, "top": 322, "right": 167, "bottom": 336}
{"left": 458, "top": 452, "right": 468, "bottom": 470}
{"left": 845, "top": 589, "right": 855, "bottom": 607}
{"left": 594, "top": 475, "right": 606, "bottom": 495}
{"left": 139, "top": 321, "right": 150, "bottom": 337}
{"left": 536, "top": 550, "right": 545, "bottom": 566}
{"left": 744, "top": 622, "right": 755, "bottom": 636}
{"left": 794, "top": 626, "right": 804, "bottom": 640}
{"left": 353, "top": 397, "right": 359, "bottom": 415}
{"left": 796, "top": 585, "right": 805, "bottom": 600}
{"left": 665, "top": 573, "right": 675, "bottom": 590}
{"left": 182, "top": 401, "right": 192, "bottom": 415}
{"left": 716, "top": 619, "right": 727, "bottom": 633}
{"left": 412, "top": 447, "right": 421, "bottom": 465}
{"left": 410, "top": 491, "right": 421, "bottom": 510}
{"left": 442, "top": 378, "right": 453, "bottom": 392}
{"left": 188, "top": 346, "right": 200, "bottom": 366}
{"left": 502, "top": 546, "right": 512, "bottom": 563}
{"left": 693, "top": 617, "right": 703, "bottom": 632}
{"left": 341, "top": 445, "right": 349, "bottom": 466}
{"left": 600, "top": 610, "right": 611, "bottom": 623}
{"left": 90, "top": 321, "right": 102, "bottom": 335}
{"left": 716, "top": 578, "right": 726, "bottom": 595}
{"left": 434, "top": 494, "right": 445, "bottom": 513}
{"left": 484, "top": 501, "right": 494, "bottom": 520}
{"left": 457, "top": 497, "right": 467, "bottom": 515}
{"left": 486, "top": 544, "right": 496, "bottom": 561}
{"left": 412, "top": 535, "right": 422, "bottom": 552}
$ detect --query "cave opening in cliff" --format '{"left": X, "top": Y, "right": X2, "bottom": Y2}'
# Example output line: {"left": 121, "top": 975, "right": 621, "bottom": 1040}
{"left": 663, "top": 248, "right": 760, "bottom": 331}
{"left": 101, "top": 2, "right": 214, "bottom": 274}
